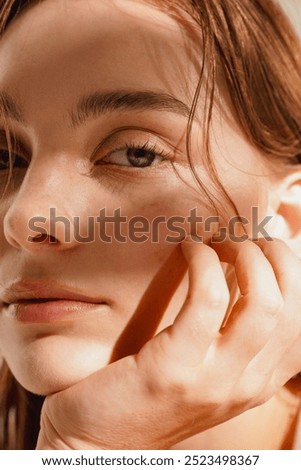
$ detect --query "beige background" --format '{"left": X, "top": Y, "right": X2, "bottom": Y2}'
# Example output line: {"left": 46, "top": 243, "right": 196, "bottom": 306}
{"left": 278, "top": 0, "right": 301, "bottom": 35}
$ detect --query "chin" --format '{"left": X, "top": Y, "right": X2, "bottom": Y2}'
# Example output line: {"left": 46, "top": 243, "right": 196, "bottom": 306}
{"left": 5, "top": 336, "right": 111, "bottom": 396}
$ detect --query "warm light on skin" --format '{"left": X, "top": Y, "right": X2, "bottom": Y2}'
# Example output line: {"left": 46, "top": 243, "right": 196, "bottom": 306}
{"left": 0, "top": 0, "right": 272, "bottom": 400}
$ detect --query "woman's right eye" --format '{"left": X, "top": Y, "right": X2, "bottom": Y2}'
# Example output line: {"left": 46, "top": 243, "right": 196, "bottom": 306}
{"left": 0, "top": 149, "right": 28, "bottom": 171}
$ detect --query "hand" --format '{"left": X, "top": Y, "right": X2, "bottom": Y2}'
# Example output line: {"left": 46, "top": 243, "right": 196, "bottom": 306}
{"left": 36, "top": 237, "right": 301, "bottom": 449}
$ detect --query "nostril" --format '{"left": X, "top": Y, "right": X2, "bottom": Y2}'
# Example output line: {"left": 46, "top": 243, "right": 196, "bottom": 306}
{"left": 48, "top": 235, "right": 58, "bottom": 244}
{"left": 30, "top": 233, "right": 58, "bottom": 244}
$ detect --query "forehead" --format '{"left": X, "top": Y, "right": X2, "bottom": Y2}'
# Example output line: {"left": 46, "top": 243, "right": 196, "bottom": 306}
{"left": 0, "top": 0, "right": 202, "bottom": 117}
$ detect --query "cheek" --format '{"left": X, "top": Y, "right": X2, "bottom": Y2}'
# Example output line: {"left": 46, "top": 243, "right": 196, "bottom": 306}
{"left": 225, "top": 175, "right": 270, "bottom": 238}
{"left": 208, "top": 118, "right": 271, "bottom": 238}
{"left": 0, "top": 171, "right": 203, "bottom": 394}
{"left": 93, "top": 173, "right": 200, "bottom": 247}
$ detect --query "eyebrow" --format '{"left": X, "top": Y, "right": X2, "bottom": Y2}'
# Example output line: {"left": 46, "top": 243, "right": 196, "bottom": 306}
{"left": 0, "top": 90, "right": 191, "bottom": 127}
{"left": 0, "top": 92, "right": 24, "bottom": 123}
{"left": 70, "top": 90, "right": 190, "bottom": 127}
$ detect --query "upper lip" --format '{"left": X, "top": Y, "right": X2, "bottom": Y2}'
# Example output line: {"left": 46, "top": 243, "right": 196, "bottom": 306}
{"left": 0, "top": 280, "right": 105, "bottom": 305}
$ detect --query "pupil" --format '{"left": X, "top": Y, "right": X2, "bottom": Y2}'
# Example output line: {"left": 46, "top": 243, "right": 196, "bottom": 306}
{"left": 127, "top": 148, "right": 155, "bottom": 167}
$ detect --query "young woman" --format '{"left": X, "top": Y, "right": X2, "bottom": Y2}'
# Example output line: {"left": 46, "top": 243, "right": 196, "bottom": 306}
{"left": 0, "top": 0, "right": 301, "bottom": 450}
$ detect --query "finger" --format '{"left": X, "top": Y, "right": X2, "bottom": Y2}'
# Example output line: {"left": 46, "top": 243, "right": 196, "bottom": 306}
{"left": 254, "top": 238, "right": 301, "bottom": 295}
{"left": 210, "top": 237, "right": 283, "bottom": 361}
{"left": 247, "top": 239, "right": 301, "bottom": 370}
{"left": 211, "top": 237, "right": 282, "bottom": 301}
{"left": 148, "top": 239, "right": 230, "bottom": 368}
{"left": 272, "top": 333, "right": 301, "bottom": 390}
{"left": 249, "top": 300, "right": 301, "bottom": 386}
{"left": 242, "top": 329, "right": 301, "bottom": 397}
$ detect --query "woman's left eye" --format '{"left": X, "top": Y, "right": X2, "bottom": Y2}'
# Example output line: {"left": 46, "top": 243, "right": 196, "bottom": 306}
{"left": 97, "top": 144, "right": 167, "bottom": 168}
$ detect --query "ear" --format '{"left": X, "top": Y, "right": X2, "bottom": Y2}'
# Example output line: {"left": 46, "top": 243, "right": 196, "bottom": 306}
{"left": 267, "top": 170, "right": 301, "bottom": 253}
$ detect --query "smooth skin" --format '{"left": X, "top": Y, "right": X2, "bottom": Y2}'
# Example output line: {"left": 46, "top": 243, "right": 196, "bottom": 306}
{"left": 36, "top": 237, "right": 301, "bottom": 449}
{"left": 0, "top": 0, "right": 301, "bottom": 449}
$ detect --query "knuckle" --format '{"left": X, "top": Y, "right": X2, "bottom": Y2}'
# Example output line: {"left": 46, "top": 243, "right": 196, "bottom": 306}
{"left": 256, "top": 293, "right": 284, "bottom": 316}
{"left": 233, "top": 373, "right": 273, "bottom": 409}
{"left": 203, "top": 285, "right": 230, "bottom": 310}
{"left": 140, "top": 340, "right": 198, "bottom": 401}
{"left": 250, "top": 388, "right": 271, "bottom": 407}
{"left": 234, "top": 382, "right": 256, "bottom": 405}
{"left": 205, "top": 387, "right": 231, "bottom": 408}
{"left": 157, "top": 367, "right": 198, "bottom": 402}
{"left": 233, "top": 385, "right": 263, "bottom": 409}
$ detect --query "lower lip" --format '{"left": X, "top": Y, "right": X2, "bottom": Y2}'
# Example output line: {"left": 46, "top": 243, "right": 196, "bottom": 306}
{"left": 5, "top": 300, "right": 106, "bottom": 323}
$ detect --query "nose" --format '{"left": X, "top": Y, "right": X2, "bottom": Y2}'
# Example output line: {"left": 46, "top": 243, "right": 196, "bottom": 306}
{"left": 3, "top": 158, "right": 92, "bottom": 252}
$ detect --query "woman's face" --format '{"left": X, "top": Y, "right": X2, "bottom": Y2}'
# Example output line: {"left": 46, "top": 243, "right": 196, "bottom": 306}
{"left": 0, "top": 0, "right": 271, "bottom": 394}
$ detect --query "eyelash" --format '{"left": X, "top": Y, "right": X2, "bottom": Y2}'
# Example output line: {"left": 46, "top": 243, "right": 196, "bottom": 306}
{"left": 95, "top": 140, "right": 173, "bottom": 170}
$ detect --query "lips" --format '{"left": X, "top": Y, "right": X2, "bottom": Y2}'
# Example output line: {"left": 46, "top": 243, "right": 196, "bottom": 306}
{"left": 0, "top": 280, "right": 108, "bottom": 323}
